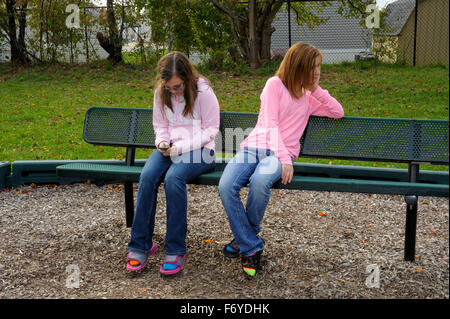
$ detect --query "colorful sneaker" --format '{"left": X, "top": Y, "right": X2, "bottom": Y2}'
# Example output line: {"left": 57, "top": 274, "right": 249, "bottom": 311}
{"left": 222, "top": 239, "right": 240, "bottom": 258}
{"left": 222, "top": 237, "right": 265, "bottom": 259}
{"left": 241, "top": 250, "right": 262, "bottom": 277}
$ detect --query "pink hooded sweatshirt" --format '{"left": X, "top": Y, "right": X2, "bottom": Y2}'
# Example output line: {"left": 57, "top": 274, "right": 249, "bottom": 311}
{"left": 241, "top": 76, "right": 344, "bottom": 164}
{"left": 153, "top": 77, "right": 220, "bottom": 154}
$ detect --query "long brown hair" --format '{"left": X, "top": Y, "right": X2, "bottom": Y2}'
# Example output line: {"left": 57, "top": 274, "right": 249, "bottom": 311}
{"left": 155, "top": 51, "right": 200, "bottom": 117}
{"left": 275, "top": 42, "right": 322, "bottom": 99}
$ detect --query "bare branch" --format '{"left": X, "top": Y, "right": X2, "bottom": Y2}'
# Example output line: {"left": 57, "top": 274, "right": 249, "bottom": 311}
{"left": 210, "top": 0, "right": 234, "bottom": 18}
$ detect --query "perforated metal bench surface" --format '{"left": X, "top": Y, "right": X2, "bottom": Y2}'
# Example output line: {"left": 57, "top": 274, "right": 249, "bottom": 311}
{"left": 80, "top": 107, "right": 449, "bottom": 164}
{"left": 59, "top": 106, "right": 448, "bottom": 183}
{"left": 56, "top": 106, "right": 449, "bottom": 193}
{"left": 56, "top": 106, "right": 449, "bottom": 261}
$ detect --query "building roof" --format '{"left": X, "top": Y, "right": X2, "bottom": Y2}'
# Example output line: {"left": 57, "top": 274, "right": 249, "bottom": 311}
{"left": 271, "top": 1, "right": 372, "bottom": 51}
{"left": 379, "top": 0, "right": 416, "bottom": 36}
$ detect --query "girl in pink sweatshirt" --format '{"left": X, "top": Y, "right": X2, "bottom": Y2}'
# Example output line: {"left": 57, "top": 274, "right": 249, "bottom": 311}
{"left": 218, "top": 42, "right": 344, "bottom": 277}
{"left": 127, "top": 51, "right": 220, "bottom": 275}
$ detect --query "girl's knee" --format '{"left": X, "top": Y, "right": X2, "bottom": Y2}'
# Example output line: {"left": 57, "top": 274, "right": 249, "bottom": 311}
{"left": 248, "top": 174, "right": 273, "bottom": 194}
{"left": 218, "top": 176, "right": 229, "bottom": 197}
{"left": 218, "top": 175, "right": 239, "bottom": 199}
{"left": 163, "top": 170, "right": 184, "bottom": 187}
{"left": 139, "top": 170, "right": 161, "bottom": 189}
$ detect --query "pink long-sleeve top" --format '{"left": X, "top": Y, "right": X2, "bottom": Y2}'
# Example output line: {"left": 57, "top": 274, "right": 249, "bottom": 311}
{"left": 241, "top": 76, "right": 344, "bottom": 165}
{"left": 153, "top": 77, "right": 220, "bottom": 154}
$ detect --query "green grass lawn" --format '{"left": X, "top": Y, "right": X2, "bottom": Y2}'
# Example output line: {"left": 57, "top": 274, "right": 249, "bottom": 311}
{"left": 0, "top": 59, "right": 448, "bottom": 171}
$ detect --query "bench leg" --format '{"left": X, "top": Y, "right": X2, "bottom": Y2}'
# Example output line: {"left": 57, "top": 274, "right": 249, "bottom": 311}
{"left": 124, "top": 182, "right": 134, "bottom": 227}
{"left": 404, "top": 195, "right": 418, "bottom": 262}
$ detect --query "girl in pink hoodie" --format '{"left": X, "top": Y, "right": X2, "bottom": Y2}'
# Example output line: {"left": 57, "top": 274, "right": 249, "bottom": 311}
{"left": 218, "top": 42, "right": 344, "bottom": 277}
{"left": 127, "top": 51, "right": 220, "bottom": 275}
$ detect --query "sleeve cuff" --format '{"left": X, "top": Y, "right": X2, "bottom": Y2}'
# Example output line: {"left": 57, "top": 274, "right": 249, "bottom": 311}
{"left": 279, "top": 155, "right": 293, "bottom": 165}
{"left": 156, "top": 139, "right": 169, "bottom": 148}
{"left": 311, "top": 86, "right": 325, "bottom": 100}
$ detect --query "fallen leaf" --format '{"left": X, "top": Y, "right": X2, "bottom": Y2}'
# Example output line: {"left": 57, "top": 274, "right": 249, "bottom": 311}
{"left": 421, "top": 200, "right": 430, "bottom": 205}
{"left": 363, "top": 198, "right": 371, "bottom": 202}
{"left": 278, "top": 190, "right": 283, "bottom": 195}
{"left": 22, "top": 190, "right": 29, "bottom": 194}
{"left": 317, "top": 211, "right": 328, "bottom": 216}
{"left": 428, "top": 229, "right": 437, "bottom": 236}
{"left": 416, "top": 269, "right": 424, "bottom": 272}
{"left": 204, "top": 239, "right": 213, "bottom": 243}
{"left": 361, "top": 238, "right": 367, "bottom": 243}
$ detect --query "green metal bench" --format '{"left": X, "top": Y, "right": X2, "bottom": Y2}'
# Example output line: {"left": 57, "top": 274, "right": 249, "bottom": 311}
{"left": 56, "top": 107, "right": 449, "bottom": 261}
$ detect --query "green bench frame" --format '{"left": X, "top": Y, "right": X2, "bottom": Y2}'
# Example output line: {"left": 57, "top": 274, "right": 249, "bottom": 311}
{"left": 56, "top": 107, "right": 449, "bottom": 262}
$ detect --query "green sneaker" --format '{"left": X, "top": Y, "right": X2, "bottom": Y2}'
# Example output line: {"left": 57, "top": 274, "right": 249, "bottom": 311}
{"left": 241, "top": 250, "right": 262, "bottom": 277}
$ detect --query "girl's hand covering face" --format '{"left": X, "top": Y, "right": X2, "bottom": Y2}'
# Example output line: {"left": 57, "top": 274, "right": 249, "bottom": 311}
{"left": 311, "top": 59, "right": 321, "bottom": 92}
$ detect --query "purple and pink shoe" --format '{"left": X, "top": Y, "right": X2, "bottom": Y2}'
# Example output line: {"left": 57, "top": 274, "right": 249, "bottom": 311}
{"left": 126, "top": 242, "right": 158, "bottom": 272}
{"left": 159, "top": 254, "right": 186, "bottom": 275}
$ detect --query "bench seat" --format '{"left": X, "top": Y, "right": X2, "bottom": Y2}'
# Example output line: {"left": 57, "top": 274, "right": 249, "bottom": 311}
{"left": 57, "top": 161, "right": 449, "bottom": 197}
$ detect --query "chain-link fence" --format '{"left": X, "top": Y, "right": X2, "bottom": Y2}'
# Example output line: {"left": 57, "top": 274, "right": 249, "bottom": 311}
{"left": 274, "top": 0, "right": 448, "bottom": 66}
{"left": 380, "top": 0, "right": 448, "bottom": 66}
{"left": 0, "top": 4, "right": 148, "bottom": 64}
{"left": 272, "top": 1, "right": 373, "bottom": 64}
{"left": 1, "top": 0, "right": 447, "bottom": 66}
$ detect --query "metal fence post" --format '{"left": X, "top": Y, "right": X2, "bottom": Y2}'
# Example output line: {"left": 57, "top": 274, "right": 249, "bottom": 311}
{"left": 413, "top": 0, "right": 418, "bottom": 66}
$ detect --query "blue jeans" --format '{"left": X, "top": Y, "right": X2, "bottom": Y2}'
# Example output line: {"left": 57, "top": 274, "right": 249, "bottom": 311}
{"left": 128, "top": 148, "right": 216, "bottom": 255}
{"left": 218, "top": 147, "right": 283, "bottom": 256}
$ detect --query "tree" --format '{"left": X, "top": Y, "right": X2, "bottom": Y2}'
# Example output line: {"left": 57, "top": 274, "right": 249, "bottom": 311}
{"left": 211, "top": 0, "right": 282, "bottom": 69}
{"left": 211, "top": 0, "right": 377, "bottom": 69}
{"left": 0, "top": 0, "right": 31, "bottom": 65}
{"left": 96, "top": 0, "right": 123, "bottom": 63}
{"left": 136, "top": 0, "right": 232, "bottom": 67}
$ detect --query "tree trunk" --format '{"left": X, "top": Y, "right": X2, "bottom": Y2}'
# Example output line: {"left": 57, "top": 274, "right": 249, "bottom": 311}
{"left": 97, "top": 0, "right": 123, "bottom": 64}
{"left": 6, "top": 0, "right": 30, "bottom": 65}
{"left": 248, "top": 0, "right": 259, "bottom": 69}
{"left": 211, "top": 0, "right": 283, "bottom": 68}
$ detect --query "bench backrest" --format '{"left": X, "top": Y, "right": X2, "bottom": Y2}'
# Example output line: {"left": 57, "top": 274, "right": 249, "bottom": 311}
{"left": 84, "top": 107, "right": 156, "bottom": 148}
{"left": 83, "top": 107, "right": 449, "bottom": 165}
{"left": 301, "top": 116, "right": 449, "bottom": 164}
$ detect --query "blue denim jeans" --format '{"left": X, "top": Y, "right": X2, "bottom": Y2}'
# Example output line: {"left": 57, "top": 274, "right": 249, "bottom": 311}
{"left": 128, "top": 148, "right": 216, "bottom": 255}
{"left": 218, "top": 147, "right": 283, "bottom": 256}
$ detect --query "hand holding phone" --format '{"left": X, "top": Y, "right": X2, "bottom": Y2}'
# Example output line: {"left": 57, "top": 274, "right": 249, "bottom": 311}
{"left": 158, "top": 142, "right": 170, "bottom": 156}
